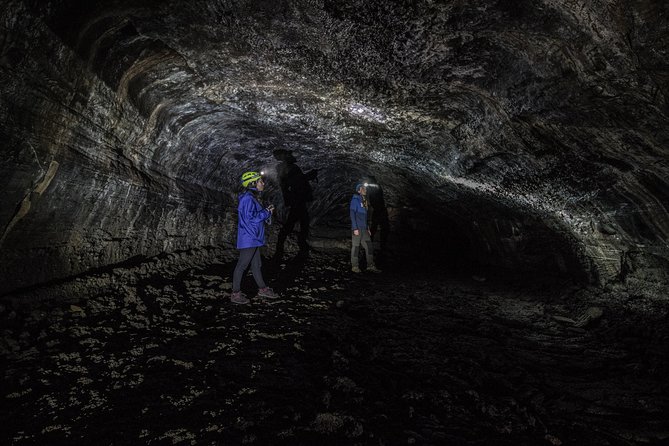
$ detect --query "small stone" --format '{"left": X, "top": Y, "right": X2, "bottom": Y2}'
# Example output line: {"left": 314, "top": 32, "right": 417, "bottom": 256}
{"left": 30, "top": 310, "right": 47, "bottom": 322}
{"left": 313, "top": 413, "right": 345, "bottom": 433}
{"left": 574, "top": 307, "right": 603, "bottom": 328}
{"left": 545, "top": 434, "right": 562, "bottom": 445}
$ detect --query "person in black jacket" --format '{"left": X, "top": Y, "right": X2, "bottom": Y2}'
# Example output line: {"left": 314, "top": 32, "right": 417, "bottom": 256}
{"left": 273, "top": 149, "right": 318, "bottom": 260}
{"left": 364, "top": 175, "right": 389, "bottom": 258}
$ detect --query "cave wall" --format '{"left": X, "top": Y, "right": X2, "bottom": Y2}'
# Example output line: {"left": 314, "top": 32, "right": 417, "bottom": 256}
{"left": 1, "top": 0, "right": 668, "bottom": 295}
{"left": 0, "top": 2, "right": 233, "bottom": 294}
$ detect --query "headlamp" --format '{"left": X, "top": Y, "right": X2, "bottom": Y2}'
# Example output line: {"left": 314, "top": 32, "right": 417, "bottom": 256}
{"left": 363, "top": 183, "right": 378, "bottom": 188}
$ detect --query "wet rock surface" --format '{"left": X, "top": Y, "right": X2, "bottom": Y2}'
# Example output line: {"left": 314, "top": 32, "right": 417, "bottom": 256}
{"left": 2, "top": 248, "right": 667, "bottom": 445}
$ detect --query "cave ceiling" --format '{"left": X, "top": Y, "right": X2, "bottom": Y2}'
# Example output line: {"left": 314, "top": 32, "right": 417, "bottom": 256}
{"left": 27, "top": 0, "right": 667, "bottom": 201}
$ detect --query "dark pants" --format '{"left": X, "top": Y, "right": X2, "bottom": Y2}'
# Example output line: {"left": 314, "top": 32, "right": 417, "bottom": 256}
{"left": 233, "top": 247, "right": 266, "bottom": 292}
{"left": 351, "top": 230, "right": 374, "bottom": 267}
{"left": 276, "top": 204, "right": 310, "bottom": 256}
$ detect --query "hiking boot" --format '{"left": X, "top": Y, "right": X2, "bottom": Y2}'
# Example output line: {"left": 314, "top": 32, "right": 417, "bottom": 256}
{"left": 258, "top": 287, "right": 279, "bottom": 299}
{"left": 367, "top": 265, "right": 382, "bottom": 273}
{"left": 230, "top": 291, "right": 249, "bottom": 305}
{"left": 351, "top": 266, "right": 361, "bottom": 273}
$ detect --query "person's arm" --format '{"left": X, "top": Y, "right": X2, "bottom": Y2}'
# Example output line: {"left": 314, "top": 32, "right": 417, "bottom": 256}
{"left": 240, "top": 195, "right": 271, "bottom": 223}
{"left": 350, "top": 197, "right": 360, "bottom": 235}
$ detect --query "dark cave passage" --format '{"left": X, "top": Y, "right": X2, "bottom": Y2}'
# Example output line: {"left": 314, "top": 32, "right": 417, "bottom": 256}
{"left": 2, "top": 0, "right": 669, "bottom": 444}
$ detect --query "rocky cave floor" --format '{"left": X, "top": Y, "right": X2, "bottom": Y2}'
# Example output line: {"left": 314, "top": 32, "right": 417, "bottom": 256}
{"left": 1, "top": 244, "right": 669, "bottom": 446}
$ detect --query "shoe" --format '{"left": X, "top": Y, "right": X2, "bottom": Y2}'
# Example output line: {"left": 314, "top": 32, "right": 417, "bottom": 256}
{"left": 367, "top": 265, "right": 382, "bottom": 273}
{"left": 351, "top": 266, "right": 361, "bottom": 273}
{"left": 230, "top": 291, "right": 249, "bottom": 305}
{"left": 258, "top": 287, "right": 279, "bottom": 299}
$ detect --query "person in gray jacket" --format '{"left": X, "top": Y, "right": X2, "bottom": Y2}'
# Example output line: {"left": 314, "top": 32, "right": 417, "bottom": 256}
{"left": 350, "top": 183, "right": 381, "bottom": 273}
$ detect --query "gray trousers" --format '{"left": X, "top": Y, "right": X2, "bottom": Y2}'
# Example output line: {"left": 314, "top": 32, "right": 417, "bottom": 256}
{"left": 351, "top": 230, "right": 374, "bottom": 267}
{"left": 233, "top": 247, "right": 266, "bottom": 292}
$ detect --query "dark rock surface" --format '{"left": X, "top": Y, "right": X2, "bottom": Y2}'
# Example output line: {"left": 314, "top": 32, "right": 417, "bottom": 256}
{"left": 2, "top": 248, "right": 668, "bottom": 445}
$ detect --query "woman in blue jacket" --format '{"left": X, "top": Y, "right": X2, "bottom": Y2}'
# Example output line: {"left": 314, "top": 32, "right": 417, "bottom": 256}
{"left": 231, "top": 171, "right": 280, "bottom": 304}
{"left": 350, "top": 183, "right": 381, "bottom": 273}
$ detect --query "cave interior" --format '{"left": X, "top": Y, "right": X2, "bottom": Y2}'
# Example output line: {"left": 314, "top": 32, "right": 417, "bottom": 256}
{"left": 1, "top": 0, "right": 668, "bottom": 444}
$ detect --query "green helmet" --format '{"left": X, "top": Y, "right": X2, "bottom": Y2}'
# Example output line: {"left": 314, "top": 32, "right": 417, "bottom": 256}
{"left": 241, "top": 171, "right": 262, "bottom": 188}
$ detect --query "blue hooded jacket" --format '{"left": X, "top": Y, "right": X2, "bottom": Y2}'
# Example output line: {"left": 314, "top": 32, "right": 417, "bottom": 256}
{"left": 236, "top": 190, "right": 271, "bottom": 249}
{"left": 350, "top": 193, "right": 368, "bottom": 231}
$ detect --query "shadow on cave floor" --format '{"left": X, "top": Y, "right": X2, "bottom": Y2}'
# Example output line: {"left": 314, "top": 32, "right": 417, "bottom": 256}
{"left": 1, "top": 246, "right": 668, "bottom": 445}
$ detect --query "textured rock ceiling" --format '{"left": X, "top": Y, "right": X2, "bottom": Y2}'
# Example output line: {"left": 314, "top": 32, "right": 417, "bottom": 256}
{"left": 1, "top": 0, "right": 668, "bottom": 294}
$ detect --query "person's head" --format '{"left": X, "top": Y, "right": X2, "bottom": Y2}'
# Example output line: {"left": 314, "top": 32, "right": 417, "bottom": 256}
{"left": 273, "top": 149, "right": 296, "bottom": 164}
{"left": 362, "top": 176, "right": 379, "bottom": 190}
{"left": 355, "top": 183, "right": 367, "bottom": 196}
{"left": 241, "top": 171, "right": 265, "bottom": 191}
